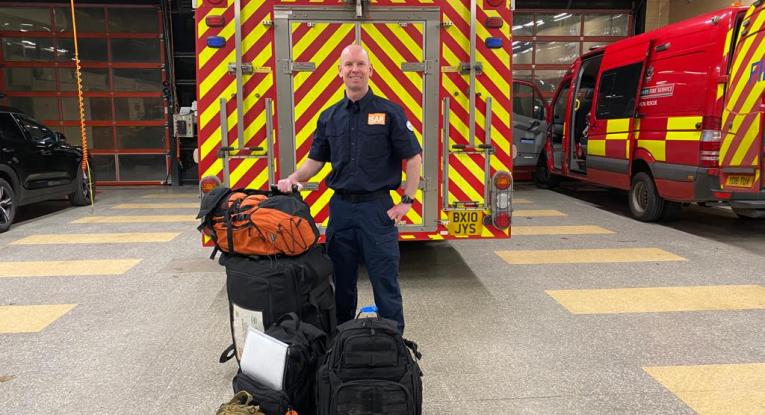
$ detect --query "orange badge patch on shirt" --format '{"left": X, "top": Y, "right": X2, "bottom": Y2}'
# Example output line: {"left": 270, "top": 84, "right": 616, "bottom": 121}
{"left": 368, "top": 113, "right": 386, "bottom": 125}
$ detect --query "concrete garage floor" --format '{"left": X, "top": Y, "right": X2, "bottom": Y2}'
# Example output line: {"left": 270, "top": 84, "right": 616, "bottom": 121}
{"left": 0, "top": 184, "right": 763, "bottom": 414}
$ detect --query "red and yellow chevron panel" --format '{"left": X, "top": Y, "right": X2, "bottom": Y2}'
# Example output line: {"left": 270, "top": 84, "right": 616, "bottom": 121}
{"left": 196, "top": 0, "right": 513, "bottom": 240}
{"left": 720, "top": 2, "right": 765, "bottom": 191}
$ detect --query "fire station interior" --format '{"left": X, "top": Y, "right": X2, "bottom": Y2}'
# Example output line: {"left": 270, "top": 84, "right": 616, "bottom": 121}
{"left": 569, "top": 54, "right": 602, "bottom": 173}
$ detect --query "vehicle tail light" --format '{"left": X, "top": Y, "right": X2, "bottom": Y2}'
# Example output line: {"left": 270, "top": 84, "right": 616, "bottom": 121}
{"left": 493, "top": 212, "right": 511, "bottom": 228}
{"left": 205, "top": 15, "right": 226, "bottom": 27}
{"left": 700, "top": 129, "right": 722, "bottom": 168}
{"left": 491, "top": 170, "right": 513, "bottom": 229}
{"left": 713, "top": 191, "right": 732, "bottom": 199}
{"left": 199, "top": 175, "right": 221, "bottom": 194}
{"left": 494, "top": 171, "right": 512, "bottom": 190}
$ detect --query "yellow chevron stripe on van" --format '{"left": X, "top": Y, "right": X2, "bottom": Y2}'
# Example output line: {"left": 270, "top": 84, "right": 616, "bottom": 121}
{"left": 606, "top": 118, "right": 629, "bottom": 139}
{"left": 638, "top": 140, "right": 666, "bottom": 161}
{"left": 667, "top": 116, "right": 701, "bottom": 130}
{"left": 588, "top": 139, "right": 606, "bottom": 156}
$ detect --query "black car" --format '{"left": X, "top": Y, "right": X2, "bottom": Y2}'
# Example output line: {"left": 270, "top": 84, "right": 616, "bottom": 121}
{"left": 0, "top": 107, "right": 94, "bottom": 233}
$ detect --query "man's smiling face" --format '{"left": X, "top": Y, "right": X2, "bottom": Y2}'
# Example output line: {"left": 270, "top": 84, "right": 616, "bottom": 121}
{"left": 338, "top": 44, "right": 372, "bottom": 94}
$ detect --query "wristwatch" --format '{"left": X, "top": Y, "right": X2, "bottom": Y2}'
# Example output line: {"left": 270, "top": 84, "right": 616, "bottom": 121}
{"left": 401, "top": 194, "right": 414, "bottom": 204}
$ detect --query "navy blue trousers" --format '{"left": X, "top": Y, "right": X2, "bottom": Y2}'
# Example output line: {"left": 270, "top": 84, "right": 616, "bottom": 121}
{"left": 325, "top": 194, "right": 404, "bottom": 333}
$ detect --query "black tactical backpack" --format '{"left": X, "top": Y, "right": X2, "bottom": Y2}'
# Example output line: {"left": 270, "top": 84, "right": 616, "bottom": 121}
{"left": 316, "top": 316, "right": 423, "bottom": 415}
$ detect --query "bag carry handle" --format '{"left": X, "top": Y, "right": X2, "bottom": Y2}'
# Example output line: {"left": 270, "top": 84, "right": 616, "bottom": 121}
{"left": 269, "top": 184, "right": 305, "bottom": 201}
{"left": 355, "top": 305, "right": 380, "bottom": 320}
{"left": 274, "top": 312, "right": 301, "bottom": 331}
{"left": 219, "top": 343, "right": 236, "bottom": 363}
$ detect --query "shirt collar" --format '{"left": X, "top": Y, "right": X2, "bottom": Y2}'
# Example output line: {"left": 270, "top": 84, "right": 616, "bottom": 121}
{"left": 344, "top": 88, "right": 374, "bottom": 111}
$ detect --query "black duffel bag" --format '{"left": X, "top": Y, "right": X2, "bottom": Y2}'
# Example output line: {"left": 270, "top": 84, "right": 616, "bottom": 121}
{"left": 219, "top": 245, "right": 336, "bottom": 364}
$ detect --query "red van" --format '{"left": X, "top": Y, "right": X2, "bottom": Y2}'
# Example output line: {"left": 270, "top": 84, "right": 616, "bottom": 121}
{"left": 534, "top": 5, "right": 764, "bottom": 221}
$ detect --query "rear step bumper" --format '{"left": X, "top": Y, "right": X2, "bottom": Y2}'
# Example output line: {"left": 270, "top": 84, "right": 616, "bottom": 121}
{"left": 694, "top": 169, "right": 765, "bottom": 203}
{"left": 728, "top": 200, "right": 765, "bottom": 208}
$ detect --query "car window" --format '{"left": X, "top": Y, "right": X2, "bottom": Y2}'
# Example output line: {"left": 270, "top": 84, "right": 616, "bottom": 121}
{"left": 595, "top": 62, "right": 643, "bottom": 119}
{"left": 15, "top": 114, "right": 55, "bottom": 142}
{"left": 513, "top": 83, "right": 535, "bottom": 119}
{"left": 0, "top": 113, "right": 26, "bottom": 142}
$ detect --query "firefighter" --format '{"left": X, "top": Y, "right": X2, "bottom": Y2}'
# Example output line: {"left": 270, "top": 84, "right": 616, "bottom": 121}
{"left": 277, "top": 44, "right": 422, "bottom": 334}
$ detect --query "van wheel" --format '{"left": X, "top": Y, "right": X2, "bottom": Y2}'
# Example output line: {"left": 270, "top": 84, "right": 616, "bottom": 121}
{"left": 533, "top": 154, "right": 558, "bottom": 189}
{"left": 0, "top": 178, "right": 16, "bottom": 233}
{"left": 70, "top": 166, "right": 95, "bottom": 206}
{"left": 629, "top": 172, "right": 665, "bottom": 222}
{"left": 732, "top": 207, "right": 765, "bottom": 219}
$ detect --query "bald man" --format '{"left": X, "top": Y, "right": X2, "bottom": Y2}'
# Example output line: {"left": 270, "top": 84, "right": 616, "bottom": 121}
{"left": 278, "top": 44, "right": 422, "bottom": 334}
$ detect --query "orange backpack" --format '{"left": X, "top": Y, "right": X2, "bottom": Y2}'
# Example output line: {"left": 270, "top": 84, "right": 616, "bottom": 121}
{"left": 198, "top": 187, "right": 319, "bottom": 257}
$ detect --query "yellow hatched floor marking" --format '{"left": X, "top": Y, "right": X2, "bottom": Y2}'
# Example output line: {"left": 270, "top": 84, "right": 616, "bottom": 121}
{"left": 497, "top": 248, "right": 685, "bottom": 265}
{"left": 512, "top": 225, "right": 613, "bottom": 236}
{"left": 513, "top": 209, "right": 567, "bottom": 217}
{"left": 112, "top": 203, "right": 198, "bottom": 209}
{"left": 546, "top": 285, "right": 765, "bottom": 314}
{"left": 72, "top": 215, "right": 196, "bottom": 223}
{"left": 0, "top": 259, "right": 141, "bottom": 278}
{"left": 141, "top": 194, "right": 198, "bottom": 199}
{"left": 0, "top": 304, "right": 77, "bottom": 333}
{"left": 644, "top": 363, "right": 765, "bottom": 415}
{"left": 11, "top": 233, "right": 181, "bottom": 245}
{"left": 514, "top": 198, "right": 531, "bottom": 204}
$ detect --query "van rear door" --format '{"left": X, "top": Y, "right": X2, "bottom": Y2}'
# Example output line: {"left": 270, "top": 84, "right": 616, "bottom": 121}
{"left": 720, "top": 5, "right": 765, "bottom": 192}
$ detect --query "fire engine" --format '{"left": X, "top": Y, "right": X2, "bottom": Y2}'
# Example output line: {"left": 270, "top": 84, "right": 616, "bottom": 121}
{"left": 194, "top": 0, "right": 514, "bottom": 239}
{"left": 534, "top": 4, "right": 765, "bottom": 221}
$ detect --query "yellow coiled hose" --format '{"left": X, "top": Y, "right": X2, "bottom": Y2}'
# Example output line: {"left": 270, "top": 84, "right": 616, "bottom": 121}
{"left": 69, "top": 0, "right": 94, "bottom": 209}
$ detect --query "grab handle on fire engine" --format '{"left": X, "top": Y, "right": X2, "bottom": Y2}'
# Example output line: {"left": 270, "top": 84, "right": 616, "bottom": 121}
{"left": 483, "top": 97, "right": 493, "bottom": 208}
{"left": 442, "top": 97, "right": 451, "bottom": 210}
{"left": 219, "top": 97, "right": 231, "bottom": 187}
{"left": 265, "top": 97, "right": 275, "bottom": 185}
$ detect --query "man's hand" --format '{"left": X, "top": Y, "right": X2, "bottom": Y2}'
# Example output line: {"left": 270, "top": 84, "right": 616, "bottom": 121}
{"left": 277, "top": 177, "right": 301, "bottom": 193}
{"left": 387, "top": 202, "right": 411, "bottom": 224}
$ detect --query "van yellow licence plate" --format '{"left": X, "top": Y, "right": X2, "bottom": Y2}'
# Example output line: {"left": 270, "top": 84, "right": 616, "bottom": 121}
{"left": 447, "top": 210, "right": 484, "bottom": 236}
{"left": 725, "top": 175, "right": 755, "bottom": 188}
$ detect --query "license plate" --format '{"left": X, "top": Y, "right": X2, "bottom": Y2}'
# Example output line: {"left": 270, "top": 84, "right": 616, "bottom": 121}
{"left": 725, "top": 175, "right": 756, "bottom": 187}
{"left": 447, "top": 210, "right": 484, "bottom": 236}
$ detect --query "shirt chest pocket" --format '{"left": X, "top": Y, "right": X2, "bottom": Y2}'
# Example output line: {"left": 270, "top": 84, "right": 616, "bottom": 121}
{"left": 359, "top": 124, "right": 391, "bottom": 160}
{"left": 324, "top": 125, "right": 348, "bottom": 163}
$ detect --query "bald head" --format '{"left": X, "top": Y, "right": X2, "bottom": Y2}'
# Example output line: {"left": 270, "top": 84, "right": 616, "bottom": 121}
{"left": 338, "top": 44, "right": 372, "bottom": 100}
{"left": 339, "top": 44, "right": 370, "bottom": 64}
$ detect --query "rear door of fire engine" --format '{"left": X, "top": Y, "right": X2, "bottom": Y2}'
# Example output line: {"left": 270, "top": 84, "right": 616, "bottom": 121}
{"left": 720, "top": 5, "right": 765, "bottom": 192}
{"left": 586, "top": 40, "right": 650, "bottom": 187}
{"left": 274, "top": 7, "right": 440, "bottom": 232}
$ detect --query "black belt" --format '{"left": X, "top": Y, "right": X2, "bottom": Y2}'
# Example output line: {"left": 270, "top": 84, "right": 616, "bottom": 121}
{"left": 334, "top": 189, "right": 390, "bottom": 203}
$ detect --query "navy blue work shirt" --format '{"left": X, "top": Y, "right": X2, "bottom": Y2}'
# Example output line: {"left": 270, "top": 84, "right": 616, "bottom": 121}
{"left": 308, "top": 89, "right": 422, "bottom": 193}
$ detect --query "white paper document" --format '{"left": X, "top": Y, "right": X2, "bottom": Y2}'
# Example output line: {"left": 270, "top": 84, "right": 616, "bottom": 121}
{"left": 232, "top": 305, "right": 264, "bottom": 360}
{"left": 240, "top": 327, "right": 288, "bottom": 391}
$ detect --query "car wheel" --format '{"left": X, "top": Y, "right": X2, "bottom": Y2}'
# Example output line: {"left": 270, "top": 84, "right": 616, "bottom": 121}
{"left": 629, "top": 172, "right": 665, "bottom": 222}
{"left": 0, "top": 178, "right": 16, "bottom": 233}
{"left": 70, "top": 165, "right": 95, "bottom": 206}
{"left": 533, "top": 154, "right": 559, "bottom": 189}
